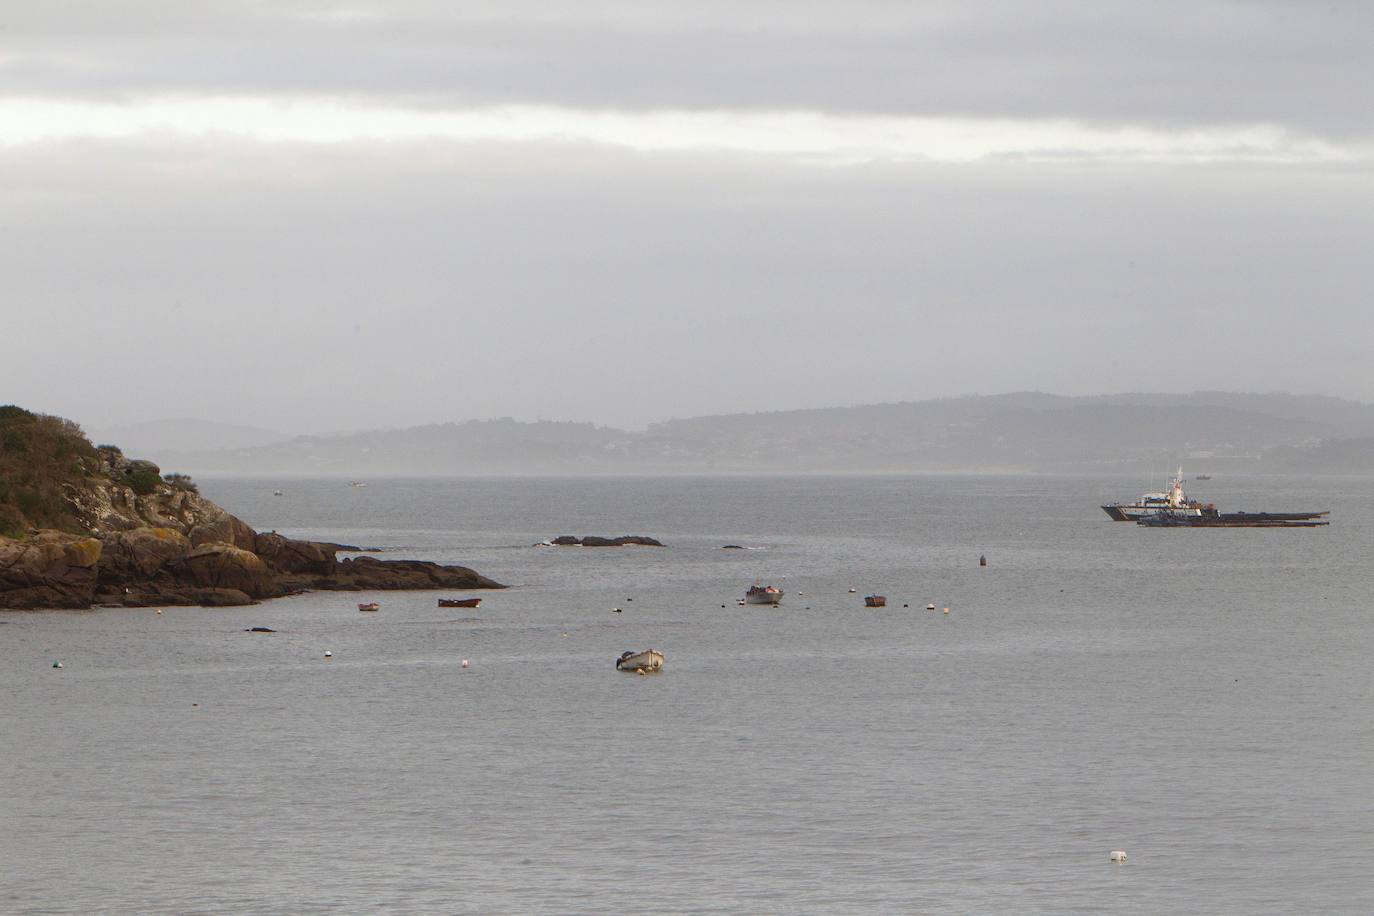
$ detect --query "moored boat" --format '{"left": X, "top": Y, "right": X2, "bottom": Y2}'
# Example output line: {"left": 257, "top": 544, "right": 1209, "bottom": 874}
{"left": 438, "top": 597, "right": 482, "bottom": 608}
{"left": 358, "top": 602, "right": 380, "bottom": 612}
{"left": 864, "top": 595, "right": 887, "bottom": 607}
{"left": 1102, "top": 468, "right": 1209, "bottom": 520}
{"left": 615, "top": 649, "right": 665, "bottom": 672}
{"left": 745, "top": 583, "right": 784, "bottom": 605}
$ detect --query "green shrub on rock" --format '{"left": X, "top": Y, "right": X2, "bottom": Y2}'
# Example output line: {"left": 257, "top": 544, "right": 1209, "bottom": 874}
{"left": 126, "top": 468, "right": 161, "bottom": 495}
{"left": 163, "top": 472, "right": 199, "bottom": 493}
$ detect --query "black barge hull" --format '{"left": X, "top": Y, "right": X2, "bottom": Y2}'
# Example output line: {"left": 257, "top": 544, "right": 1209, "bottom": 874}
{"left": 1138, "top": 511, "right": 1329, "bottom": 528}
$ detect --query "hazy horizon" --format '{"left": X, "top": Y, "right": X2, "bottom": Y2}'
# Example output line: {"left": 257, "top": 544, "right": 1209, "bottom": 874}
{"left": 5, "top": 2, "right": 1372, "bottom": 433}
{"left": 69, "top": 387, "right": 1374, "bottom": 445}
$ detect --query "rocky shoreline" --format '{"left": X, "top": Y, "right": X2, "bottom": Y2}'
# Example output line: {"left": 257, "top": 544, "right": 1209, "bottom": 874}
{"left": 546, "top": 535, "right": 664, "bottom": 547}
{"left": 0, "top": 429, "right": 502, "bottom": 610}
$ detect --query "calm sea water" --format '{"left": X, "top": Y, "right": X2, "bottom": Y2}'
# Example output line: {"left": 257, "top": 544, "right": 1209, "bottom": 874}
{"left": 3, "top": 474, "right": 1372, "bottom": 914}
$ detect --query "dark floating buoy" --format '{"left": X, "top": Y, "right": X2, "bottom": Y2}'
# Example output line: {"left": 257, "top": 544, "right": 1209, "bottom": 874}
{"left": 979, "top": 554, "right": 987, "bottom": 567}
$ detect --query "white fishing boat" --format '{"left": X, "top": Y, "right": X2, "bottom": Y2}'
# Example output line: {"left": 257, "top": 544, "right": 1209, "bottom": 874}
{"left": 745, "top": 583, "right": 784, "bottom": 605}
{"left": 615, "top": 649, "right": 665, "bottom": 672}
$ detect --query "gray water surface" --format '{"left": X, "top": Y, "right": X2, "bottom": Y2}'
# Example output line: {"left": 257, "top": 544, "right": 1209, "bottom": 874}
{"left": 3, "top": 475, "right": 1371, "bottom": 913}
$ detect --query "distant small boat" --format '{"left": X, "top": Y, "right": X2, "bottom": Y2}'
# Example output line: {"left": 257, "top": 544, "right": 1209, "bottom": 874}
{"left": 745, "top": 583, "right": 784, "bottom": 606}
{"left": 358, "top": 602, "right": 380, "bottom": 612}
{"left": 438, "top": 597, "right": 481, "bottom": 608}
{"left": 1195, "top": 475, "right": 1212, "bottom": 480}
{"left": 350, "top": 481, "right": 368, "bottom": 488}
{"left": 272, "top": 490, "right": 283, "bottom": 496}
{"left": 615, "top": 649, "right": 665, "bottom": 672}
{"left": 864, "top": 595, "right": 887, "bottom": 608}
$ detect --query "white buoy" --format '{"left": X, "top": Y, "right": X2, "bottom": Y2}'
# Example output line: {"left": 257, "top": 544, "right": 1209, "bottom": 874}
{"left": 461, "top": 659, "right": 470, "bottom": 668}
{"left": 1109, "top": 850, "right": 1127, "bottom": 863}
{"left": 848, "top": 588, "right": 857, "bottom": 593}
{"left": 927, "top": 603, "right": 936, "bottom": 611}
{"left": 155, "top": 608, "right": 162, "bottom": 615}
{"left": 561, "top": 632, "right": 568, "bottom": 638}
{"left": 324, "top": 650, "right": 333, "bottom": 659}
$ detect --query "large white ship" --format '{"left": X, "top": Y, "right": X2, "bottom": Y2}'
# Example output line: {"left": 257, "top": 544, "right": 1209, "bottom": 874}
{"left": 1101, "top": 469, "right": 1208, "bottom": 521}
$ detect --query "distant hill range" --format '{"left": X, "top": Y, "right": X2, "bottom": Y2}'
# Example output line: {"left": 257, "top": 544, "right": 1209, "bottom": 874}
{"left": 89, "top": 419, "right": 291, "bottom": 456}
{"left": 148, "top": 392, "right": 1374, "bottom": 476}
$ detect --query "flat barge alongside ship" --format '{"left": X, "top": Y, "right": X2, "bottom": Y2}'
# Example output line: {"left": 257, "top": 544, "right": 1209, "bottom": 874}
{"left": 1138, "top": 510, "right": 1329, "bottom": 528}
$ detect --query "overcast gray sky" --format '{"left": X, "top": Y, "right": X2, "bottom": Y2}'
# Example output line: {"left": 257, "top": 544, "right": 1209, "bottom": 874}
{"left": 3, "top": 1, "right": 1372, "bottom": 433}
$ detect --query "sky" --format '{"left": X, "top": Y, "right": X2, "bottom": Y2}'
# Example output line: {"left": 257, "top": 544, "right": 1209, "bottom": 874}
{"left": 3, "top": 0, "right": 1372, "bottom": 434}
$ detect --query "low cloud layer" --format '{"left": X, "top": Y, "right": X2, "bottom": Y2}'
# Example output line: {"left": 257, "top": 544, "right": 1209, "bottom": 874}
{"left": 3, "top": 1, "right": 1372, "bottom": 136}
{"left": 6, "top": 138, "right": 1370, "bottom": 432}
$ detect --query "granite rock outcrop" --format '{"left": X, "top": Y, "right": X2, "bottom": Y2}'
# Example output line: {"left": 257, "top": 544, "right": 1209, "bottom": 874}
{"left": 0, "top": 409, "right": 503, "bottom": 609}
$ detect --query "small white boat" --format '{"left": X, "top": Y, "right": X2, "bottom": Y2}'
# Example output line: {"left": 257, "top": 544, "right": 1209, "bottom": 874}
{"left": 745, "top": 584, "right": 783, "bottom": 605}
{"left": 615, "top": 649, "right": 665, "bottom": 672}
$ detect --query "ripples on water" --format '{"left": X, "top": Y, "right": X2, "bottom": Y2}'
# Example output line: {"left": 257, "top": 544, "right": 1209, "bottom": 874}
{"left": 3, "top": 475, "right": 1373, "bottom": 913}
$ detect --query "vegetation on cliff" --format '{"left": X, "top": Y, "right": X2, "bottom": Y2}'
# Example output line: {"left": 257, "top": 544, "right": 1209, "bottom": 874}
{"left": 0, "top": 406, "right": 102, "bottom": 536}
{"left": 0, "top": 405, "right": 199, "bottom": 537}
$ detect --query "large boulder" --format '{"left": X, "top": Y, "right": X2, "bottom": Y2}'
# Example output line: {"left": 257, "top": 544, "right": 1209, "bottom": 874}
{"left": 0, "top": 533, "right": 102, "bottom": 609}
{"left": 253, "top": 532, "right": 337, "bottom": 575}
{"left": 98, "top": 527, "right": 192, "bottom": 585}
{"left": 188, "top": 513, "right": 258, "bottom": 551}
{"left": 166, "top": 543, "right": 276, "bottom": 597}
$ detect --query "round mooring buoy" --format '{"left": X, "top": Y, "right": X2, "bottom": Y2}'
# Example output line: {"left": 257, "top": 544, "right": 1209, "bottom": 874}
{"left": 462, "top": 659, "right": 470, "bottom": 668}
{"left": 324, "top": 650, "right": 333, "bottom": 659}
{"left": 927, "top": 603, "right": 936, "bottom": 611}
